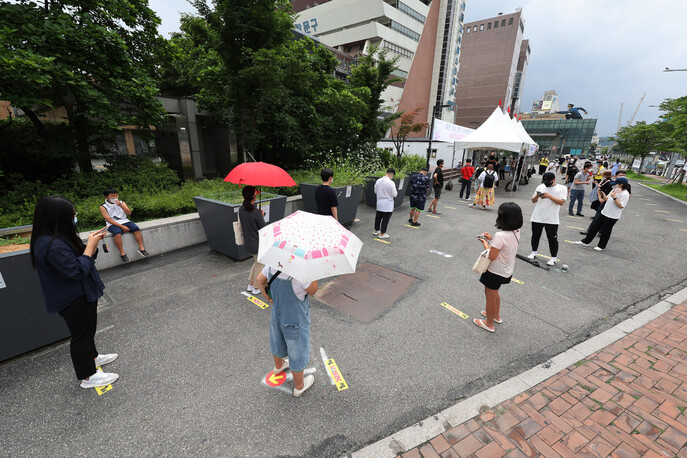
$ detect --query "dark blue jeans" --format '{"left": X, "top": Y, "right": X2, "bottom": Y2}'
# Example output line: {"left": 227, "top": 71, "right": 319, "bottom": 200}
{"left": 460, "top": 179, "right": 471, "bottom": 199}
{"left": 568, "top": 189, "right": 585, "bottom": 214}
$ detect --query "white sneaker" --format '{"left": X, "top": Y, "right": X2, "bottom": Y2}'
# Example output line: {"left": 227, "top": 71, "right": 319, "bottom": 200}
{"left": 378, "top": 233, "right": 390, "bottom": 239}
{"left": 246, "top": 284, "right": 254, "bottom": 291}
{"left": 527, "top": 252, "right": 537, "bottom": 260}
{"left": 94, "top": 353, "right": 118, "bottom": 367}
{"left": 273, "top": 359, "right": 289, "bottom": 375}
{"left": 80, "top": 371, "right": 119, "bottom": 388}
{"left": 251, "top": 286, "right": 261, "bottom": 295}
{"left": 547, "top": 258, "right": 557, "bottom": 266}
{"left": 293, "top": 374, "right": 314, "bottom": 397}
{"left": 574, "top": 241, "right": 588, "bottom": 247}
{"left": 372, "top": 231, "right": 380, "bottom": 236}
{"left": 594, "top": 247, "right": 605, "bottom": 251}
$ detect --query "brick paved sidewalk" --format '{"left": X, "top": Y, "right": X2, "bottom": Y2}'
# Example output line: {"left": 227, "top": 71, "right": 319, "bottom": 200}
{"left": 401, "top": 301, "right": 687, "bottom": 458}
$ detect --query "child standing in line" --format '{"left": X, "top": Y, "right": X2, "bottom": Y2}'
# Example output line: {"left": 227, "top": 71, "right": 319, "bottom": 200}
{"left": 473, "top": 202, "right": 523, "bottom": 333}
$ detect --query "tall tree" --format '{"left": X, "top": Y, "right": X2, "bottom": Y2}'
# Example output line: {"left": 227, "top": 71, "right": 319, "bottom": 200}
{"left": 659, "top": 95, "right": 687, "bottom": 183}
{"left": 389, "top": 107, "right": 428, "bottom": 158}
{"left": 614, "top": 121, "right": 671, "bottom": 173}
{"left": 0, "top": 0, "right": 166, "bottom": 172}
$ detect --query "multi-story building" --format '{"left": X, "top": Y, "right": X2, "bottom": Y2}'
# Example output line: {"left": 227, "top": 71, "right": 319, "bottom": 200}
{"left": 532, "top": 90, "right": 561, "bottom": 114}
{"left": 520, "top": 113, "right": 598, "bottom": 157}
{"left": 291, "top": 0, "right": 466, "bottom": 129}
{"left": 454, "top": 10, "right": 530, "bottom": 128}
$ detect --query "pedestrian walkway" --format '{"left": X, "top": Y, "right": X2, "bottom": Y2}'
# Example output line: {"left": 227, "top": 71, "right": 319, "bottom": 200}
{"left": 396, "top": 299, "right": 687, "bottom": 457}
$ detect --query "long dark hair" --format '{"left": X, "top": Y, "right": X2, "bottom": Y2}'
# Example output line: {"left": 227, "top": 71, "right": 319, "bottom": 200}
{"left": 30, "top": 196, "right": 85, "bottom": 267}
{"left": 495, "top": 202, "right": 523, "bottom": 231}
{"left": 242, "top": 185, "right": 257, "bottom": 211}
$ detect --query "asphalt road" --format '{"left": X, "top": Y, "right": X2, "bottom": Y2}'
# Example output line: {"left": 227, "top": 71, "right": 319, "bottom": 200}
{"left": 1, "top": 176, "right": 686, "bottom": 457}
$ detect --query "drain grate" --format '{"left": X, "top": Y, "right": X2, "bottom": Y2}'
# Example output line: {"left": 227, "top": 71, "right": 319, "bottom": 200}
{"left": 314, "top": 262, "right": 417, "bottom": 322}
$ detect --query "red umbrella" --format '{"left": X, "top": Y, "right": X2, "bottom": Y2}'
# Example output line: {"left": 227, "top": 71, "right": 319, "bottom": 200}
{"left": 224, "top": 161, "right": 297, "bottom": 187}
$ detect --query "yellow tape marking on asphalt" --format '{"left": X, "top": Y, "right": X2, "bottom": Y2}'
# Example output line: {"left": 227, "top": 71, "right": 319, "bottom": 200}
{"left": 375, "top": 238, "right": 391, "bottom": 244}
{"left": 441, "top": 302, "right": 469, "bottom": 319}
{"left": 325, "top": 359, "right": 348, "bottom": 391}
{"left": 681, "top": 229, "right": 687, "bottom": 232}
{"left": 567, "top": 226, "right": 584, "bottom": 230}
{"left": 445, "top": 206, "right": 457, "bottom": 209}
{"left": 427, "top": 214, "right": 440, "bottom": 218}
{"left": 511, "top": 278, "right": 525, "bottom": 285}
{"left": 536, "top": 254, "right": 552, "bottom": 260}
{"left": 647, "top": 203, "right": 659, "bottom": 206}
{"left": 95, "top": 385, "right": 113, "bottom": 396}
{"left": 564, "top": 240, "right": 576, "bottom": 244}
{"left": 655, "top": 210, "right": 670, "bottom": 213}
{"left": 405, "top": 224, "right": 418, "bottom": 229}
{"left": 242, "top": 291, "right": 269, "bottom": 309}
{"left": 565, "top": 215, "right": 579, "bottom": 218}
{"left": 639, "top": 198, "right": 650, "bottom": 201}
{"left": 666, "top": 219, "right": 684, "bottom": 223}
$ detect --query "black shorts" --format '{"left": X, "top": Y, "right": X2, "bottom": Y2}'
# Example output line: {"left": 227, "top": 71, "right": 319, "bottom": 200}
{"left": 433, "top": 186, "right": 442, "bottom": 199}
{"left": 409, "top": 196, "right": 426, "bottom": 210}
{"left": 479, "top": 270, "right": 512, "bottom": 290}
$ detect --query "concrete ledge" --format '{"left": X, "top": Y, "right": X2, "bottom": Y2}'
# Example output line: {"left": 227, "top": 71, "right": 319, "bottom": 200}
{"left": 666, "top": 289, "right": 687, "bottom": 305}
{"left": 637, "top": 182, "right": 687, "bottom": 206}
{"left": 81, "top": 195, "right": 305, "bottom": 271}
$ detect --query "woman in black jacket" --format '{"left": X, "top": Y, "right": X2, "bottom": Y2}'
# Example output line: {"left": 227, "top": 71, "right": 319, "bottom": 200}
{"left": 239, "top": 186, "right": 267, "bottom": 295}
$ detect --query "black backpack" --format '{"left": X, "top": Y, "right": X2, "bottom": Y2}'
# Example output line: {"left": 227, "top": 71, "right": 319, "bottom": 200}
{"left": 483, "top": 171, "right": 496, "bottom": 188}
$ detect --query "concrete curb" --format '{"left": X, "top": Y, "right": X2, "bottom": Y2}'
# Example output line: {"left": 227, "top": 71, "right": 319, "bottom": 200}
{"left": 350, "top": 287, "right": 687, "bottom": 458}
{"left": 637, "top": 182, "right": 687, "bottom": 207}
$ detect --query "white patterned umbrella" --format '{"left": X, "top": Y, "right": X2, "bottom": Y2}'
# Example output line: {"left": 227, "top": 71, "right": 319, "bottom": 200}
{"left": 257, "top": 211, "right": 363, "bottom": 284}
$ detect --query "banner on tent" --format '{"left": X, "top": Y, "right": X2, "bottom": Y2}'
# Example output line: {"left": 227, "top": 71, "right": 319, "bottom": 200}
{"left": 527, "top": 144, "right": 538, "bottom": 156}
{"left": 431, "top": 118, "right": 474, "bottom": 143}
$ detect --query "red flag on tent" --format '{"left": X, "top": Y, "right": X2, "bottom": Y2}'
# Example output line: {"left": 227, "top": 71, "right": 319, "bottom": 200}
{"left": 498, "top": 100, "right": 502, "bottom": 106}
{"left": 507, "top": 106, "right": 511, "bottom": 113}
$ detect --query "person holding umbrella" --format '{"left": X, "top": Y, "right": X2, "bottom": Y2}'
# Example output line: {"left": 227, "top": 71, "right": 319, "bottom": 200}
{"left": 239, "top": 185, "right": 266, "bottom": 295}
{"left": 255, "top": 211, "right": 363, "bottom": 397}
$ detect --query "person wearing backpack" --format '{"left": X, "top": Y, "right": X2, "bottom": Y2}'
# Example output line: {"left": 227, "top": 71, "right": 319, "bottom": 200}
{"left": 470, "top": 162, "right": 498, "bottom": 210}
{"left": 565, "top": 158, "right": 578, "bottom": 198}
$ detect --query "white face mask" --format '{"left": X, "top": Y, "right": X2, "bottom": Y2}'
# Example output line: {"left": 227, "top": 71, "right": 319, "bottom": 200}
{"left": 73, "top": 216, "right": 78, "bottom": 225}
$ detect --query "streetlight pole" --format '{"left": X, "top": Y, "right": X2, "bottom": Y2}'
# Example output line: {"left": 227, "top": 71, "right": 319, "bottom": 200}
{"left": 426, "top": 104, "right": 451, "bottom": 169}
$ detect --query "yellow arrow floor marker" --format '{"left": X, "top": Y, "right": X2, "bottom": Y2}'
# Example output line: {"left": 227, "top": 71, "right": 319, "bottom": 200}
{"left": 441, "top": 302, "right": 469, "bottom": 319}
{"left": 655, "top": 210, "right": 670, "bottom": 213}
{"left": 666, "top": 219, "right": 684, "bottom": 223}
{"left": 375, "top": 238, "right": 391, "bottom": 244}
{"left": 241, "top": 291, "right": 269, "bottom": 309}
{"left": 95, "top": 385, "right": 113, "bottom": 395}
{"left": 511, "top": 278, "right": 525, "bottom": 285}
{"left": 404, "top": 224, "right": 418, "bottom": 229}
{"left": 567, "top": 226, "right": 584, "bottom": 230}
{"left": 325, "top": 359, "right": 348, "bottom": 391}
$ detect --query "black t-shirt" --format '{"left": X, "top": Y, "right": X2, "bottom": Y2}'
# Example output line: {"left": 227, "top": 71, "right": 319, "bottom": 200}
{"left": 315, "top": 184, "right": 338, "bottom": 216}
{"left": 433, "top": 167, "right": 444, "bottom": 187}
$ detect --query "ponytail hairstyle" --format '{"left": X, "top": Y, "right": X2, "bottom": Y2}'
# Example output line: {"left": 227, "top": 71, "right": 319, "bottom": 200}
{"left": 30, "top": 196, "right": 85, "bottom": 267}
{"left": 242, "top": 185, "right": 257, "bottom": 211}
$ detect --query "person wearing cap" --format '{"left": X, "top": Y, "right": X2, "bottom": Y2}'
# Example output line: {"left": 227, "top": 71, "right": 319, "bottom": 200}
{"left": 527, "top": 172, "right": 567, "bottom": 266}
{"left": 372, "top": 168, "right": 397, "bottom": 239}
{"left": 568, "top": 161, "right": 593, "bottom": 216}
{"left": 580, "top": 171, "right": 614, "bottom": 236}
{"left": 575, "top": 177, "right": 630, "bottom": 251}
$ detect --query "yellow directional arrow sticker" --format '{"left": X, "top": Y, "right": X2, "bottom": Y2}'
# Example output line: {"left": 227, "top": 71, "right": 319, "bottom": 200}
{"left": 441, "top": 302, "right": 469, "bottom": 319}
{"left": 242, "top": 291, "right": 269, "bottom": 309}
{"left": 325, "top": 359, "right": 348, "bottom": 391}
{"left": 95, "top": 385, "right": 113, "bottom": 396}
{"left": 511, "top": 278, "right": 524, "bottom": 284}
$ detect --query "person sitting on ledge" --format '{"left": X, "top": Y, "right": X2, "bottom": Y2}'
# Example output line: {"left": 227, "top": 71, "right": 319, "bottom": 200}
{"left": 99, "top": 188, "right": 149, "bottom": 262}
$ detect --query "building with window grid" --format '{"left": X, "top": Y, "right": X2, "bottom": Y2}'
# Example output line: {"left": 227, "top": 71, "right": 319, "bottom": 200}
{"left": 291, "top": 0, "right": 465, "bottom": 129}
{"left": 521, "top": 117, "right": 598, "bottom": 156}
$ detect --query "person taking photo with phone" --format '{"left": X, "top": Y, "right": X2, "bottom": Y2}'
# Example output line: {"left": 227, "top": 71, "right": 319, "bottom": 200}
{"left": 31, "top": 196, "right": 119, "bottom": 389}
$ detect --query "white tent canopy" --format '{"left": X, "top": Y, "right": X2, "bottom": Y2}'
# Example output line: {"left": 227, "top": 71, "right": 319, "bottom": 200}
{"left": 510, "top": 116, "right": 538, "bottom": 155}
{"left": 453, "top": 107, "right": 537, "bottom": 153}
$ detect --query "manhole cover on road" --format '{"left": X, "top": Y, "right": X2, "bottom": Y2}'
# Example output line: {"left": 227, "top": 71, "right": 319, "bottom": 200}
{"left": 314, "top": 262, "right": 417, "bottom": 322}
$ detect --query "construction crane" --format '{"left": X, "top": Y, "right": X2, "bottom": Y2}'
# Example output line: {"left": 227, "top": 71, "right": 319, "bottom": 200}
{"left": 617, "top": 103, "right": 623, "bottom": 132}
{"left": 625, "top": 92, "right": 646, "bottom": 127}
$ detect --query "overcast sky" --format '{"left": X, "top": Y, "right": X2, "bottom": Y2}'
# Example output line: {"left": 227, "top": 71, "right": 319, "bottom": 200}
{"left": 150, "top": 0, "right": 687, "bottom": 136}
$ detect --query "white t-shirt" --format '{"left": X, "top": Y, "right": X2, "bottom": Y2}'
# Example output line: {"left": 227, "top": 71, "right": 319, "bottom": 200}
{"left": 487, "top": 230, "right": 520, "bottom": 278}
{"left": 601, "top": 189, "right": 630, "bottom": 220}
{"left": 261, "top": 266, "right": 312, "bottom": 301}
{"left": 374, "top": 175, "right": 398, "bottom": 212}
{"left": 530, "top": 184, "right": 567, "bottom": 225}
{"left": 102, "top": 200, "right": 130, "bottom": 227}
{"left": 478, "top": 170, "right": 498, "bottom": 188}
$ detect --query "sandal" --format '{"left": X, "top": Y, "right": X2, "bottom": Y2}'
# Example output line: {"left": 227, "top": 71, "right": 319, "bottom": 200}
{"left": 481, "top": 311, "right": 502, "bottom": 324}
{"left": 474, "top": 318, "right": 495, "bottom": 333}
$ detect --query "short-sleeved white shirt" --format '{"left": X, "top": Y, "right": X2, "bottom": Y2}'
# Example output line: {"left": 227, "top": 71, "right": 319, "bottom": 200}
{"left": 261, "top": 266, "right": 311, "bottom": 301}
{"left": 530, "top": 184, "right": 567, "bottom": 225}
{"left": 487, "top": 230, "right": 520, "bottom": 278}
{"left": 601, "top": 189, "right": 630, "bottom": 220}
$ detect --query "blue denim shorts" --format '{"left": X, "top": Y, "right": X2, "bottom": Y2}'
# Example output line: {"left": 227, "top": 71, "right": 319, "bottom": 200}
{"left": 269, "top": 277, "right": 311, "bottom": 372}
{"left": 107, "top": 221, "right": 140, "bottom": 235}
